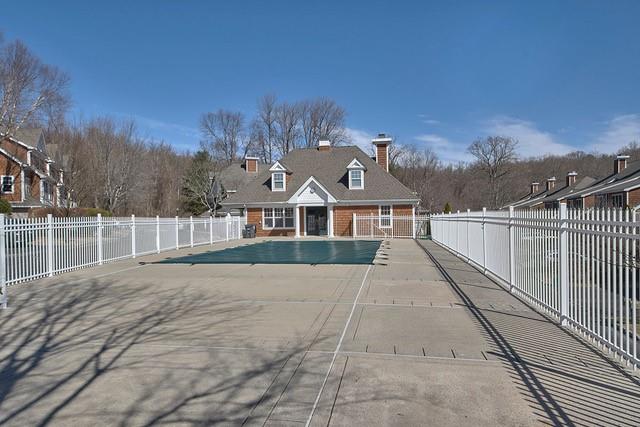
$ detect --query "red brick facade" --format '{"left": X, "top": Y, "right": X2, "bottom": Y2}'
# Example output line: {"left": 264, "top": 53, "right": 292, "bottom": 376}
{"left": 247, "top": 204, "right": 414, "bottom": 238}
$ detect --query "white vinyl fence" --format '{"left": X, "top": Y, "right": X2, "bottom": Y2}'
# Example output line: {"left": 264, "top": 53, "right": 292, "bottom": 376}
{"left": 353, "top": 214, "right": 430, "bottom": 239}
{"left": 0, "top": 214, "right": 246, "bottom": 308}
{"left": 430, "top": 206, "right": 639, "bottom": 369}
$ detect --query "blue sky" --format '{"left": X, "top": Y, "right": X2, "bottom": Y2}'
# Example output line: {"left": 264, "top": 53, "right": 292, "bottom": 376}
{"left": 3, "top": 1, "right": 640, "bottom": 162}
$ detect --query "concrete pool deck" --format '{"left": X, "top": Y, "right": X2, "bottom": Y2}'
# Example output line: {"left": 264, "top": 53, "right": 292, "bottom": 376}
{"left": 0, "top": 238, "right": 638, "bottom": 426}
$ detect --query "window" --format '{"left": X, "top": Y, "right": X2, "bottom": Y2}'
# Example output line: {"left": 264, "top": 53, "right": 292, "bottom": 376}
{"left": 263, "top": 207, "right": 295, "bottom": 229}
{"left": 1, "top": 176, "right": 14, "bottom": 194}
{"left": 379, "top": 205, "right": 392, "bottom": 228}
{"left": 272, "top": 173, "right": 285, "bottom": 191}
{"left": 611, "top": 193, "right": 624, "bottom": 208}
{"left": 42, "top": 181, "right": 53, "bottom": 203}
{"left": 349, "top": 170, "right": 363, "bottom": 189}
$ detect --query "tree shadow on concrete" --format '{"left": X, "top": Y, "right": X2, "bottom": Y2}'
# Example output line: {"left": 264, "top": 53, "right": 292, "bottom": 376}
{"left": 419, "top": 241, "right": 640, "bottom": 427}
{"left": 0, "top": 274, "right": 343, "bottom": 426}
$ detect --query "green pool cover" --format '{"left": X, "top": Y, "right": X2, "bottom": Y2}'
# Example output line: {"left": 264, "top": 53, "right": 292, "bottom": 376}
{"left": 158, "top": 240, "right": 382, "bottom": 265}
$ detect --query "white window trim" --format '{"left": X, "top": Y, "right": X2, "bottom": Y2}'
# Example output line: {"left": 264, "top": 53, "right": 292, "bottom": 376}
{"left": 272, "top": 172, "right": 286, "bottom": 192}
{"left": 262, "top": 207, "right": 295, "bottom": 229}
{"left": 1, "top": 175, "right": 14, "bottom": 194}
{"left": 349, "top": 169, "right": 364, "bottom": 190}
{"left": 379, "top": 204, "right": 392, "bottom": 228}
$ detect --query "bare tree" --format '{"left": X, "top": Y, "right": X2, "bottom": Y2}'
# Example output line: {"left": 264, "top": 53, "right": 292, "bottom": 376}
{"left": 274, "top": 102, "right": 300, "bottom": 157}
{"left": 0, "top": 36, "right": 70, "bottom": 136}
{"left": 252, "top": 94, "right": 277, "bottom": 163}
{"left": 299, "top": 98, "right": 348, "bottom": 148}
{"left": 395, "top": 146, "right": 440, "bottom": 212}
{"left": 85, "top": 119, "right": 146, "bottom": 213}
{"left": 467, "top": 136, "right": 517, "bottom": 209}
{"left": 200, "top": 109, "right": 245, "bottom": 163}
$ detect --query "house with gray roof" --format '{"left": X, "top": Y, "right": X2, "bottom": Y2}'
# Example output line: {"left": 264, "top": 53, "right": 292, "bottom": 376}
{"left": 222, "top": 135, "right": 419, "bottom": 237}
{"left": 565, "top": 155, "right": 640, "bottom": 208}
{"left": 0, "top": 128, "right": 70, "bottom": 215}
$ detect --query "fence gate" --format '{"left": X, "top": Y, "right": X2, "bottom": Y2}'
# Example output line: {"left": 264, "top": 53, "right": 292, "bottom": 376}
{"left": 352, "top": 214, "right": 430, "bottom": 239}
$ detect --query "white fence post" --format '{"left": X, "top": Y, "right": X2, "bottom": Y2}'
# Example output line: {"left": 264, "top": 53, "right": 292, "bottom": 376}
{"left": 189, "top": 216, "right": 194, "bottom": 248}
{"left": 508, "top": 206, "right": 515, "bottom": 293}
{"left": 237, "top": 215, "right": 241, "bottom": 239}
{"left": 352, "top": 213, "right": 357, "bottom": 238}
{"left": 175, "top": 216, "right": 179, "bottom": 249}
{"left": 226, "top": 214, "right": 230, "bottom": 242}
{"left": 482, "top": 207, "right": 487, "bottom": 273}
{"left": 131, "top": 214, "right": 136, "bottom": 258}
{"left": 412, "top": 207, "right": 416, "bottom": 239}
{"left": 156, "top": 215, "right": 160, "bottom": 253}
{"left": 466, "top": 208, "right": 471, "bottom": 261}
{"left": 370, "top": 213, "right": 373, "bottom": 237}
{"left": 0, "top": 214, "right": 7, "bottom": 309}
{"left": 97, "top": 213, "right": 103, "bottom": 265}
{"left": 559, "top": 203, "right": 569, "bottom": 326}
{"left": 47, "top": 214, "right": 54, "bottom": 276}
{"left": 209, "top": 215, "right": 213, "bottom": 244}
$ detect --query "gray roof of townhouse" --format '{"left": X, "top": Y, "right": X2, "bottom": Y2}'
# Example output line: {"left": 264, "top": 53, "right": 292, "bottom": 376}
{"left": 13, "top": 128, "right": 46, "bottom": 151}
{"left": 546, "top": 176, "right": 598, "bottom": 201}
{"left": 219, "top": 160, "right": 268, "bottom": 192}
{"left": 513, "top": 176, "right": 597, "bottom": 208}
{"left": 565, "top": 160, "right": 640, "bottom": 199}
{"left": 590, "top": 174, "right": 640, "bottom": 195}
{"left": 223, "top": 146, "right": 418, "bottom": 205}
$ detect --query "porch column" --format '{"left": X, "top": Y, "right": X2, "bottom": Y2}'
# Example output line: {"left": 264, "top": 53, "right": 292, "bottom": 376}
{"left": 295, "top": 205, "right": 301, "bottom": 238}
{"left": 328, "top": 205, "right": 335, "bottom": 238}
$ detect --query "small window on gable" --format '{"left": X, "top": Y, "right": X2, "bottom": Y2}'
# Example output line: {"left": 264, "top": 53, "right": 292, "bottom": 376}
{"left": 349, "top": 170, "right": 363, "bottom": 189}
{"left": 272, "top": 172, "right": 285, "bottom": 191}
{"left": 347, "top": 158, "right": 366, "bottom": 190}
{"left": 1, "top": 176, "right": 14, "bottom": 194}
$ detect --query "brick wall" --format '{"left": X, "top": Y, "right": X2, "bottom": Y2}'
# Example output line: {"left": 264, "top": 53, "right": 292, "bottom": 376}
{"left": 246, "top": 204, "right": 415, "bottom": 238}
{"left": 246, "top": 158, "right": 258, "bottom": 173}
{"left": 333, "top": 204, "right": 414, "bottom": 236}
{"left": 583, "top": 195, "right": 595, "bottom": 209}
{"left": 0, "top": 154, "right": 22, "bottom": 202}
{"left": 0, "top": 138, "right": 28, "bottom": 163}
{"left": 375, "top": 144, "right": 388, "bottom": 171}
{"left": 247, "top": 207, "right": 295, "bottom": 237}
{"left": 627, "top": 189, "right": 640, "bottom": 208}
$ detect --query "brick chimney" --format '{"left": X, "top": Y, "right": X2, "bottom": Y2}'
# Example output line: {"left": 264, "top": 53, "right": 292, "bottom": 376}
{"left": 530, "top": 182, "right": 540, "bottom": 194}
{"left": 615, "top": 154, "right": 630, "bottom": 174}
{"left": 566, "top": 171, "right": 578, "bottom": 187}
{"left": 245, "top": 156, "right": 259, "bottom": 173}
{"left": 546, "top": 177, "right": 556, "bottom": 192}
{"left": 318, "top": 139, "right": 331, "bottom": 152}
{"left": 372, "top": 133, "right": 392, "bottom": 172}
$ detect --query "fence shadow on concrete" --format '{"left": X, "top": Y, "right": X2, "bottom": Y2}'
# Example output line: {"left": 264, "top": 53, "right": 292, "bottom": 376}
{"left": 419, "top": 240, "right": 640, "bottom": 427}
{"left": 0, "top": 271, "right": 391, "bottom": 425}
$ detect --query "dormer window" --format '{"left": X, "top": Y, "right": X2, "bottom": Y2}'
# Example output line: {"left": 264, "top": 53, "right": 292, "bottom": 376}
{"left": 349, "top": 170, "right": 363, "bottom": 189}
{"left": 272, "top": 172, "right": 285, "bottom": 191}
{"left": 346, "top": 158, "right": 366, "bottom": 190}
{"left": 269, "top": 161, "right": 290, "bottom": 192}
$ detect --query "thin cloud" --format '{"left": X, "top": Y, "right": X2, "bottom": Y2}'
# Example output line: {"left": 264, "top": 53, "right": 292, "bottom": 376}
{"left": 345, "top": 127, "right": 375, "bottom": 155}
{"left": 417, "top": 114, "right": 441, "bottom": 125}
{"left": 414, "top": 134, "right": 472, "bottom": 164}
{"left": 591, "top": 114, "right": 640, "bottom": 154}
{"left": 484, "top": 116, "right": 574, "bottom": 158}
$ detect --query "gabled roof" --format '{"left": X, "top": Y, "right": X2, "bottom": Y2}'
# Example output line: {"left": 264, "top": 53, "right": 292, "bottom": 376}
{"left": 346, "top": 158, "right": 366, "bottom": 170}
{"left": 566, "top": 160, "right": 640, "bottom": 200}
{"left": 552, "top": 177, "right": 597, "bottom": 201}
{"left": 224, "top": 146, "right": 418, "bottom": 205}
{"left": 269, "top": 161, "right": 291, "bottom": 173}
{"left": 218, "top": 160, "right": 268, "bottom": 193}
{"left": 5, "top": 128, "right": 47, "bottom": 153}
